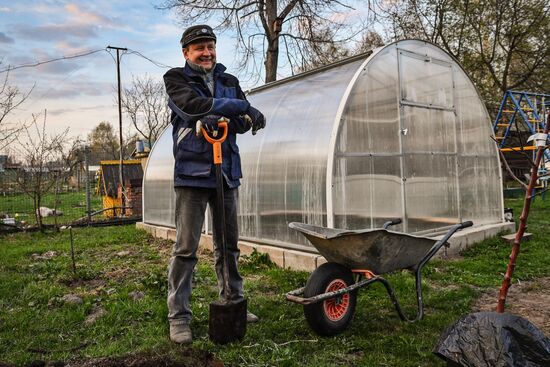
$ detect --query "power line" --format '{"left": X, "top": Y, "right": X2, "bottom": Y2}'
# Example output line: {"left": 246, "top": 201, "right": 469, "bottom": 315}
{"left": 1, "top": 47, "right": 174, "bottom": 74}
{"left": 125, "top": 49, "right": 174, "bottom": 69}
{"left": 0, "top": 49, "right": 107, "bottom": 74}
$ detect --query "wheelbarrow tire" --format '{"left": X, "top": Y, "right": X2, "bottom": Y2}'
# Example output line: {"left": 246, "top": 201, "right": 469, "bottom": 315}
{"left": 303, "top": 262, "right": 357, "bottom": 336}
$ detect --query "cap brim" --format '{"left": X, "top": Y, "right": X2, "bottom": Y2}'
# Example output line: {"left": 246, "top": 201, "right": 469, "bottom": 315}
{"left": 183, "top": 35, "right": 217, "bottom": 47}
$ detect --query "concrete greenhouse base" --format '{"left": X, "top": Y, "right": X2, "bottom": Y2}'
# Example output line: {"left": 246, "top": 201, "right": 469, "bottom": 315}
{"left": 136, "top": 221, "right": 516, "bottom": 272}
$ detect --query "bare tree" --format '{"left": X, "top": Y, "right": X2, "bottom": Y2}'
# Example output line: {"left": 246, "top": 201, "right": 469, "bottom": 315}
{"left": 0, "top": 67, "right": 33, "bottom": 150}
{"left": 159, "top": 0, "right": 369, "bottom": 83}
{"left": 122, "top": 75, "right": 170, "bottom": 148}
{"left": 375, "top": 0, "right": 550, "bottom": 107}
{"left": 14, "top": 111, "right": 69, "bottom": 230}
{"left": 293, "top": 28, "right": 384, "bottom": 73}
{"left": 51, "top": 137, "right": 83, "bottom": 229}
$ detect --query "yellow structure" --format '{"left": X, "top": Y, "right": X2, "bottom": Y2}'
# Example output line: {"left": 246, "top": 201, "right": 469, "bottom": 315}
{"left": 97, "top": 160, "right": 143, "bottom": 217}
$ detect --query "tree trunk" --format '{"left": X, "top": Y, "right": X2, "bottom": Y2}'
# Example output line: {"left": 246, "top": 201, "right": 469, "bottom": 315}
{"left": 264, "top": 36, "right": 279, "bottom": 83}
{"left": 33, "top": 194, "right": 40, "bottom": 230}
{"left": 263, "top": 0, "right": 279, "bottom": 83}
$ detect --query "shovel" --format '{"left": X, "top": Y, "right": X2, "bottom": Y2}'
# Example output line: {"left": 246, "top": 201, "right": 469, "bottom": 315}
{"left": 200, "top": 119, "right": 247, "bottom": 344}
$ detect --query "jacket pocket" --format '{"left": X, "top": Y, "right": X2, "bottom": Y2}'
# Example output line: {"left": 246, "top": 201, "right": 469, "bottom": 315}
{"left": 175, "top": 135, "right": 212, "bottom": 177}
{"left": 221, "top": 86, "right": 237, "bottom": 99}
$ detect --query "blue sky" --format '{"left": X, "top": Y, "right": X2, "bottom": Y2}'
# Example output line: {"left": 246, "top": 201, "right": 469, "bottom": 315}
{"left": 0, "top": 1, "right": 256, "bottom": 143}
{"left": 0, "top": 1, "right": 370, "bottom": 147}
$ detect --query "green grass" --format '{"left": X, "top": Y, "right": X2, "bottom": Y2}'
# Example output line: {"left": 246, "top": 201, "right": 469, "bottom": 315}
{"left": 0, "top": 190, "right": 103, "bottom": 226}
{"left": 0, "top": 198, "right": 549, "bottom": 366}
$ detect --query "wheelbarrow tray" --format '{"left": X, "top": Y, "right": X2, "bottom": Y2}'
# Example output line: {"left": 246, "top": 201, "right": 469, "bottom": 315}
{"left": 288, "top": 222, "right": 439, "bottom": 274}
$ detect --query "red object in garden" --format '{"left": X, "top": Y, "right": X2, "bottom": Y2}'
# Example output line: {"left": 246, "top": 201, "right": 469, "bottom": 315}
{"left": 497, "top": 113, "right": 550, "bottom": 313}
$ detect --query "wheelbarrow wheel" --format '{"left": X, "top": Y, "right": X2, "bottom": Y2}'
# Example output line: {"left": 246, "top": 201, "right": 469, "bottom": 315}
{"left": 303, "top": 262, "right": 357, "bottom": 336}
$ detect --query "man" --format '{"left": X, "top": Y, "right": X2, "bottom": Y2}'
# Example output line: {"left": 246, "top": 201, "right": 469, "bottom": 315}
{"left": 163, "top": 25, "right": 266, "bottom": 344}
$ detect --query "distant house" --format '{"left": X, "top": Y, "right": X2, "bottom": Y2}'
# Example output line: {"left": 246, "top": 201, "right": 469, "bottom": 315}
{"left": 0, "top": 155, "right": 7, "bottom": 172}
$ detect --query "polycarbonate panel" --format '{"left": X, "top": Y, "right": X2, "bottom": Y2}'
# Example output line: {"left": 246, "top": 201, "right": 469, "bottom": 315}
{"left": 403, "top": 154, "right": 459, "bottom": 232}
{"left": 459, "top": 156, "right": 502, "bottom": 224}
{"left": 142, "top": 125, "right": 176, "bottom": 227}
{"left": 401, "top": 107, "right": 457, "bottom": 154}
{"left": 455, "top": 74, "right": 497, "bottom": 155}
{"left": 400, "top": 50, "right": 454, "bottom": 108}
{"left": 332, "top": 39, "right": 502, "bottom": 237}
{"left": 341, "top": 46, "right": 400, "bottom": 154}
{"left": 333, "top": 155, "right": 403, "bottom": 230}
{"left": 238, "top": 59, "right": 365, "bottom": 247}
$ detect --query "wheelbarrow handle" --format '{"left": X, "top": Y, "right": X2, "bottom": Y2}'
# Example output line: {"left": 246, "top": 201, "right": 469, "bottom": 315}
{"left": 201, "top": 121, "right": 229, "bottom": 164}
{"left": 459, "top": 221, "right": 473, "bottom": 229}
{"left": 383, "top": 218, "right": 402, "bottom": 229}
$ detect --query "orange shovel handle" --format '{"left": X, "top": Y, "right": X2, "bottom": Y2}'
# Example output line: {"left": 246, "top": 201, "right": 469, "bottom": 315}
{"left": 201, "top": 121, "right": 228, "bottom": 165}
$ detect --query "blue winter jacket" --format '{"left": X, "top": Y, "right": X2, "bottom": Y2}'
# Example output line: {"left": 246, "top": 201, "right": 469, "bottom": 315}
{"left": 164, "top": 63, "right": 251, "bottom": 188}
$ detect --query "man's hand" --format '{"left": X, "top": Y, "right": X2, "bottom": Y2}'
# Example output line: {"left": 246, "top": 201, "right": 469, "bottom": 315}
{"left": 196, "top": 115, "right": 226, "bottom": 137}
{"left": 246, "top": 106, "right": 266, "bottom": 135}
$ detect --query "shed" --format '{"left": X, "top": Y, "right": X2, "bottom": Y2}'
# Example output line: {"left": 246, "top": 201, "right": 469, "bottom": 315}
{"left": 142, "top": 39, "right": 508, "bottom": 253}
{"left": 98, "top": 160, "right": 143, "bottom": 217}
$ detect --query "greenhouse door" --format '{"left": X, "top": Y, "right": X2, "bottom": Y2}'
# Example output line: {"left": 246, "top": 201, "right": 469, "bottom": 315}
{"left": 398, "top": 49, "right": 460, "bottom": 233}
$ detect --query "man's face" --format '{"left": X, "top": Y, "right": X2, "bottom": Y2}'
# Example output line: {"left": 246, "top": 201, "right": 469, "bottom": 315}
{"left": 183, "top": 40, "right": 216, "bottom": 71}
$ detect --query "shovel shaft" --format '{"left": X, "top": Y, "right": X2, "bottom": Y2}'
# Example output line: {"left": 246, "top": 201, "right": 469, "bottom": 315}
{"left": 202, "top": 121, "right": 231, "bottom": 301}
{"left": 215, "top": 164, "right": 230, "bottom": 301}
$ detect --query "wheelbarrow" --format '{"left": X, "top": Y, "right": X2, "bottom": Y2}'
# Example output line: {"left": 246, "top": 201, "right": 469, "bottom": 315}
{"left": 285, "top": 219, "right": 473, "bottom": 336}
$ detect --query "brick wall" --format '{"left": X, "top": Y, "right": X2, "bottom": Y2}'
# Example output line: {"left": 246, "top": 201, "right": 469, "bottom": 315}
{"left": 118, "top": 178, "right": 142, "bottom": 216}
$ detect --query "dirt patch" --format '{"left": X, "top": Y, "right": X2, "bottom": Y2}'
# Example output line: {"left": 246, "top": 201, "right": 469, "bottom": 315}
{"left": 60, "top": 278, "right": 106, "bottom": 289}
{"left": 148, "top": 237, "right": 173, "bottom": 259}
{"left": 105, "top": 267, "right": 133, "bottom": 280}
{"left": 64, "top": 350, "right": 224, "bottom": 367}
{"left": 4, "top": 350, "right": 225, "bottom": 367}
{"left": 472, "top": 277, "right": 550, "bottom": 335}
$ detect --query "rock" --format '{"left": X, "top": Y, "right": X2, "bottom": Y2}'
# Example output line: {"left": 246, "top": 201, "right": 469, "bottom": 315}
{"left": 47, "top": 297, "right": 59, "bottom": 308}
{"left": 105, "top": 288, "right": 116, "bottom": 295}
{"left": 61, "top": 294, "right": 82, "bottom": 305}
{"left": 116, "top": 250, "right": 131, "bottom": 257}
{"left": 128, "top": 291, "right": 145, "bottom": 301}
{"left": 31, "top": 251, "right": 58, "bottom": 260}
{"left": 84, "top": 306, "right": 106, "bottom": 325}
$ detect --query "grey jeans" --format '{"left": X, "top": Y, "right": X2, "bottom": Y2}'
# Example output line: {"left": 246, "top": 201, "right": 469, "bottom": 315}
{"left": 167, "top": 186, "right": 244, "bottom": 325}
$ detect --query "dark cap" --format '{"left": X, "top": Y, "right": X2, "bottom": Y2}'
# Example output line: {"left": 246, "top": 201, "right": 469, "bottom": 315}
{"left": 180, "top": 25, "right": 217, "bottom": 48}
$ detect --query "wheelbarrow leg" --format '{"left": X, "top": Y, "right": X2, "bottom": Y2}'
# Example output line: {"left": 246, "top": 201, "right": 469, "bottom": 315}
{"left": 379, "top": 221, "right": 474, "bottom": 322}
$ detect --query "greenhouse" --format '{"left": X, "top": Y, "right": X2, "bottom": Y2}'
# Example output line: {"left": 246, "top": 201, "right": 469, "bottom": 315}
{"left": 142, "top": 39, "right": 507, "bottom": 252}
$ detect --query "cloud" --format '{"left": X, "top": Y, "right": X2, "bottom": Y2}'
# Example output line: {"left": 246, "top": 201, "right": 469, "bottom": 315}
{"left": 16, "top": 23, "right": 98, "bottom": 41}
{"left": 0, "top": 7, "right": 10, "bottom": 12}
{"left": 48, "top": 104, "right": 113, "bottom": 116}
{"left": 149, "top": 23, "right": 181, "bottom": 38}
{"left": 54, "top": 40, "right": 92, "bottom": 54}
{"left": 65, "top": 3, "right": 115, "bottom": 27}
{"left": 36, "top": 60, "right": 82, "bottom": 75}
{"left": 36, "top": 80, "right": 111, "bottom": 100}
{"left": 330, "top": 10, "right": 362, "bottom": 24}
{"left": 0, "top": 32, "right": 14, "bottom": 43}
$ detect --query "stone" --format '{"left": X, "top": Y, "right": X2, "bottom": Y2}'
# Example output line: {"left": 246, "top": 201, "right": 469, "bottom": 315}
{"left": 84, "top": 306, "right": 106, "bottom": 325}
{"left": 501, "top": 232, "right": 533, "bottom": 244}
{"left": 61, "top": 294, "right": 82, "bottom": 305}
{"left": 128, "top": 291, "right": 145, "bottom": 301}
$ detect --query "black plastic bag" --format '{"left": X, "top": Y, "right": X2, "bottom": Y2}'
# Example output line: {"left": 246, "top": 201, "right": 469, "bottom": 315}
{"left": 434, "top": 312, "right": 550, "bottom": 367}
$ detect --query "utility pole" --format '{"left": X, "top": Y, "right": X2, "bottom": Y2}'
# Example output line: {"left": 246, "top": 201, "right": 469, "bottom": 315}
{"left": 84, "top": 146, "right": 91, "bottom": 224}
{"left": 107, "top": 45, "right": 127, "bottom": 216}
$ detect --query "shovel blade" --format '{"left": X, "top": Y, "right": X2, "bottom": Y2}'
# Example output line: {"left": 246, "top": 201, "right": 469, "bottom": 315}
{"left": 208, "top": 298, "right": 247, "bottom": 344}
